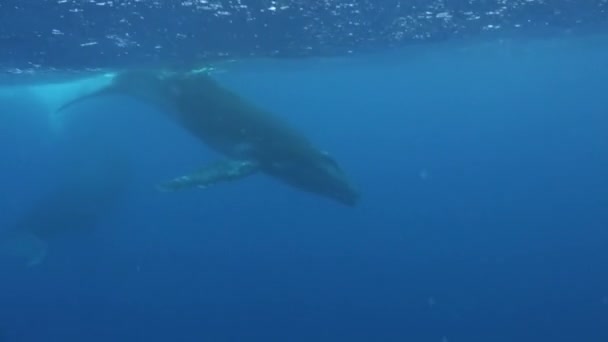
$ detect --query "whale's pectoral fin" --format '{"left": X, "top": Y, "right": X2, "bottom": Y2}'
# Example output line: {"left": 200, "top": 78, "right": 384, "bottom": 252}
{"left": 55, "top": 86, "right": 117, "bottom": 113}
{"left": 157, "top": 160, "right": 260, "bottom": 192}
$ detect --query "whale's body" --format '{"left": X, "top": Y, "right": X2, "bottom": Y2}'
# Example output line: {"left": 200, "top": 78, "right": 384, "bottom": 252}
{"left": 0, "top": 153, "right": 131, "bottom": 266}
{"left": 59, "top": 70, "right": 359, "bottom": 206}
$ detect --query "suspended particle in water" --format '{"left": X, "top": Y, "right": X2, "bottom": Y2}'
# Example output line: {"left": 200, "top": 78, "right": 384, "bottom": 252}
{"left": 419, "top": 168, "right": 430, "bottom": 181}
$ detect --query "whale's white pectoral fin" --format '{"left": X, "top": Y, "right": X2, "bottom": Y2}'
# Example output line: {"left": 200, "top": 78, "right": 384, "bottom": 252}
{"left": 158, "top": 159, "right": 260, "bottom": 192}
{"left": 34, "top": 73, "right": 117, "bottom": 112}
{"left": 0, "top": 72, "right": 119, "bottom": 136}
{"left": 43, "top": 73, "right": 118, "bottom": 131}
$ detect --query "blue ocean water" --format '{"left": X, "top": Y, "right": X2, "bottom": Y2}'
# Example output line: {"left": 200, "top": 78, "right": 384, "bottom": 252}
{"left": 1, "top": 23, "right": 608, "bottom": 342}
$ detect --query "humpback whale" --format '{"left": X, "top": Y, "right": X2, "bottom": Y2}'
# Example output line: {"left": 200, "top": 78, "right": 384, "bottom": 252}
{"left": 0, "top": 151, "right": 131, "bottom": 266}
{"left": 59, "top": 69, "right": 359, "bottom": 206}
{"left": 0, "top": 94, "right": 132, "bottom": 266}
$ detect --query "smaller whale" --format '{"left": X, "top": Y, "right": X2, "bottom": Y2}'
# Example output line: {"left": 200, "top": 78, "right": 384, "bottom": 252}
{"left": 0, "top": 150, "right": 131, "bottom": 266}
{"left": 59, "top": 69, "right": 359, "bottom": 206}
{"left": 0, "top": 82, "right": 135, "bottom": 266}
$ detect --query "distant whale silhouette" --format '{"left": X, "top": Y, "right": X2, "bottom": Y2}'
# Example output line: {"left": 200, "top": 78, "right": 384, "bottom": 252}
{"left": 0, "top": 151, "right": 131, "bottom": 266}
{"left": 59, "top": 69, "right": 359, "bottom": 206}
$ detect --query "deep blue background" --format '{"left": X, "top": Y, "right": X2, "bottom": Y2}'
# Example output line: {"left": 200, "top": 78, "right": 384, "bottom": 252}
{"left": 1, "top": 37, "right": 608, "bottom": 341}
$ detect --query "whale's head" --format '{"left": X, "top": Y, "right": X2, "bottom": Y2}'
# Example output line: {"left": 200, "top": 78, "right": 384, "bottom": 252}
{"left": 266, "top": 151, "right": 359, "bottom": 207}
